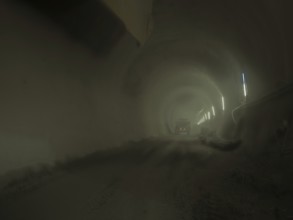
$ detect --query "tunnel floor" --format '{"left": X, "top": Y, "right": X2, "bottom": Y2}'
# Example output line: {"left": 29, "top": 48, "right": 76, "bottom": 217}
{"left": 0, "top": 139, "right": 293, "bottom": 220}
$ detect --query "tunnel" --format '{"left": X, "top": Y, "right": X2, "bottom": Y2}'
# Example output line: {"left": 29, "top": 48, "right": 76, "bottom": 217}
{"left": 1, "top": 0, "right": 293, "bottom": 219}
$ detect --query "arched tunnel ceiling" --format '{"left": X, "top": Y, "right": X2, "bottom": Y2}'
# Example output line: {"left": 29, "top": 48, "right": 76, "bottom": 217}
{"left": 121, "top": 0, "right": 293, "bottom": 136}
{"left": 127, "top": 0, "right": 291, "bottom": 93}
{"left": 11, "top": 0, "right": 293, "bottom": 137}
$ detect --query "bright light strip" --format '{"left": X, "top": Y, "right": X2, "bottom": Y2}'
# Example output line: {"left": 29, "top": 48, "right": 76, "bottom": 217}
{"left": 197, "top": 117, "right": 204, "bottom": 125}
{"left": 221, "top": 96, "right": 225, "bottom": 111}
{"left": 242, "top": 73, "right": 247, "bottom": 97}
{"left": 208, "top": 112, "right": 211, "bottom": 120}
{"left": 197, "top": 116, "right": 206, "bottom": 125}
{"left": 212, "top": 106, "right": 216, "bottom": 116}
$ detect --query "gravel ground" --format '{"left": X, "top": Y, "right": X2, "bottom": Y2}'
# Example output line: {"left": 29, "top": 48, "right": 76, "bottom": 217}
{"left": 0, "top": 138, "right": 292, "bottom": 220}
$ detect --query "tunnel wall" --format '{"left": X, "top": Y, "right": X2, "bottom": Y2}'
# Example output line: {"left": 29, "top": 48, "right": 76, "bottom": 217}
{"left": 238, "top": 86, "right": 293, "bottom": 155}
{"left": 0, "top": 3, "right": 142, "bottom": 175}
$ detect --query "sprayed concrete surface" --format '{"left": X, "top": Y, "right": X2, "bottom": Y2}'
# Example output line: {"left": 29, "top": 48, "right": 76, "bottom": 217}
{"left": 0, "top": 139, "right": 293, "bottom": 220}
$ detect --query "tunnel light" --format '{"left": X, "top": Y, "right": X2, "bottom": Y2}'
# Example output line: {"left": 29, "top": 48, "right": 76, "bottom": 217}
{"left": 221, "top": 96, "right": 225, "bottom": 111}
{"left": 212, "top": 106, "right": 216, "bottom": 116}
{"left": 197, "top": 116, "right": 206, "bottom": 125}
{"left": 242, "top": 73, "right": 247, "bottom": 97}
{"left": 208, "top": 112, "right": 211, "bottom": 120}
{"left": 197, "top": 118, "right": 204, "bottom": 125}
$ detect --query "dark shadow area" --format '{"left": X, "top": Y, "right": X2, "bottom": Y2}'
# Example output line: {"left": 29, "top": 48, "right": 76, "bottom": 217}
{"left": 17, "top": 0, "right": 126, "bottom": 55}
